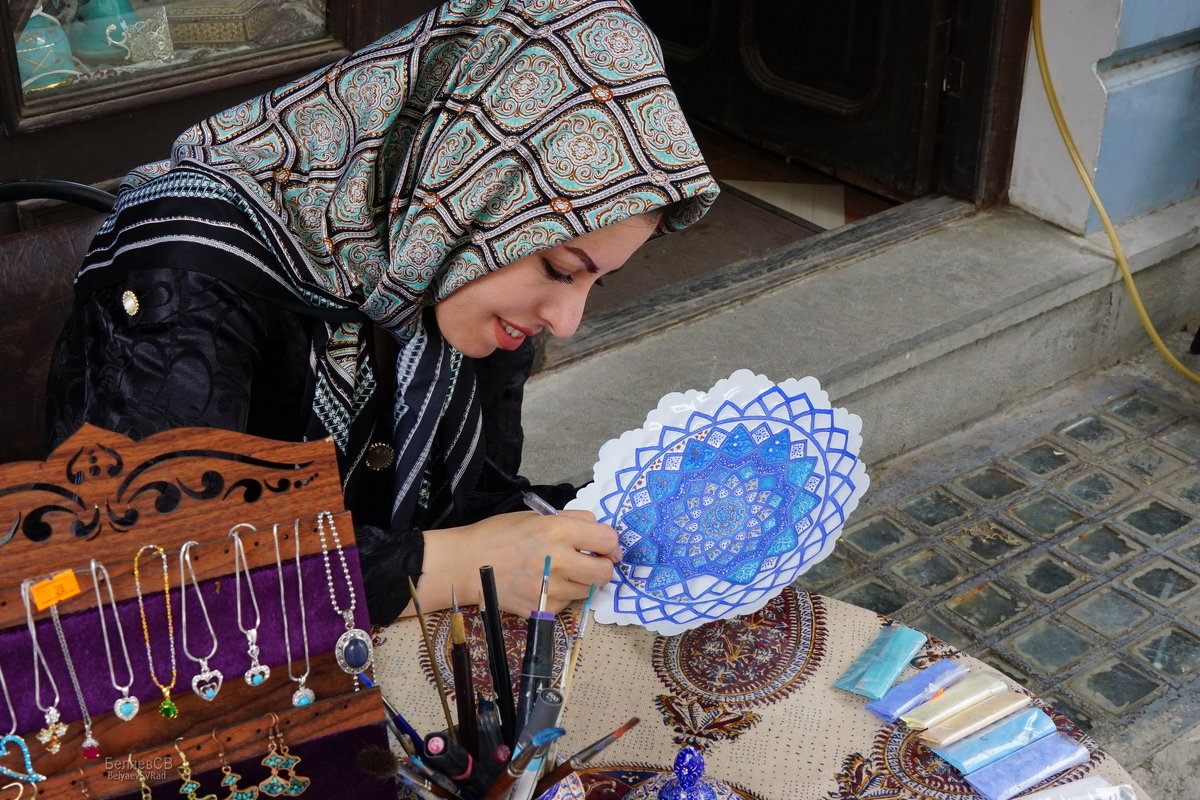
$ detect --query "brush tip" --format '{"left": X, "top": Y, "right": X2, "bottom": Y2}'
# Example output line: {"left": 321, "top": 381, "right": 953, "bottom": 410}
{"left": 614, "top": 717, "right": 640, "bottom": 738}
{"left": 543, "top": 555, "right": 552, "bottom": 576}
{"left": 358, "top": 745, "right": 400, "bottom": 777}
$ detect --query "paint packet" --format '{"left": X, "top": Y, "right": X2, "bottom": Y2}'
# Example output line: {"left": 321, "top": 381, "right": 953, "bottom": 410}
{"left": 934, "top": 705, "right": 1056, "bottom": 774}
{"left": 865, "top": 658, "right": 970, "bottom": 722}
{"left": 833, "top": 624, "right": 927, "bottom": 700}
{"left": 964, "top": 732, "right": 1090, "bottom": 800}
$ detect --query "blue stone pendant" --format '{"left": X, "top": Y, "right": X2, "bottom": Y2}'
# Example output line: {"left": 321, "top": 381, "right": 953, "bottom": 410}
{"left": 192, "top": 662, "right": 224, "bottom": 701}
{"left": 243, "top": 631, "right": 271, "bottom": 687}
{"left": 291, "top": 682, "right": 315, "bottom": 708}
{"left": 113, "top": 692, "right": 140, "bottom": 721}
{"left": 334, "top": 627, "right": 373, "bottom": 675}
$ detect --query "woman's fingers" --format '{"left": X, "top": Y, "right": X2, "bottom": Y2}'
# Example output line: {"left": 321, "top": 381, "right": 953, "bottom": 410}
{"left": 551, "top": 511, "right": 622, "bottom": 562}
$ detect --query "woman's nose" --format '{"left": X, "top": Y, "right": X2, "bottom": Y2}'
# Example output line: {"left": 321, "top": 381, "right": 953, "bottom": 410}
{"left": 541, "top": 287, "right": 589, "bottom": 339}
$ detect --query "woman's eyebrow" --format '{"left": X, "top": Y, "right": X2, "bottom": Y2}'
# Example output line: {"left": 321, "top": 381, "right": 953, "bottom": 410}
{"left": 564, "top": 245, "right": 600, "bottom": 273}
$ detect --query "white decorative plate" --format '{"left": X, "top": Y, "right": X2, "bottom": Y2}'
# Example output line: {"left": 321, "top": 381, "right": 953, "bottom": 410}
{"left": 568, "top": 370, "right": 868, "bottom": 635}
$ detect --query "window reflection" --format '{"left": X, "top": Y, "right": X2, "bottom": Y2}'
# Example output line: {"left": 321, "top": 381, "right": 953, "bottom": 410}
{"left": 12, "top": 0, "right": 327, "bottom": 98}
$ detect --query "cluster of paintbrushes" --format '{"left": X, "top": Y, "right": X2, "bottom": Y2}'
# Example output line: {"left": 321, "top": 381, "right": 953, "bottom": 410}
{"left": 362, "top": 557, "right": 637, "bottom": 800}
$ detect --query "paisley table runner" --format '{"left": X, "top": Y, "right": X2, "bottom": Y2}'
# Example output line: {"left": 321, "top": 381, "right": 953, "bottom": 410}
{"left": 374, "top": 587, "right": 1148, "bottom": 800}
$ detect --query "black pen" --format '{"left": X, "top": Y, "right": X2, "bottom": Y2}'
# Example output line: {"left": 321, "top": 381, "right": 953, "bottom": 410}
{"left": 479, "top": 565, "right": 517, "bottom": 747}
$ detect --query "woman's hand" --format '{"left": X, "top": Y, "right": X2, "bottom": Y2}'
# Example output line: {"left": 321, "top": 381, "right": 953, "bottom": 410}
{"left": 408, "top": 510, "right": 622, "bottom": 616}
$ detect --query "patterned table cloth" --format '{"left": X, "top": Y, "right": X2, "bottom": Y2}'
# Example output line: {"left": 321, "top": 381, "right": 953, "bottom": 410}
{"left": 375, "top": 587, "right": 1148, "bottom": 800}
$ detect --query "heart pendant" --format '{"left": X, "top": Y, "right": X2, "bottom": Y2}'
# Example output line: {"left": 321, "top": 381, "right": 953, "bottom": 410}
{"left": 0, "top": 734, "right": 46, "bottom": 782}
{"left": 114, "top": 693, "right": 140, "bottom": 721}
{"left": 244, "top": 663, "right": 270, "bottom": 687}
{"left": 192, "top": 668, "right": 224, "bottom": 702}
{"left": 292, "top": 685, "right": 316, "bottom": 708}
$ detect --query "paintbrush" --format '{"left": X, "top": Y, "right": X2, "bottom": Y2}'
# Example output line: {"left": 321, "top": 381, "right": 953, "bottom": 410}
{"left": 450, "top": 586, "right": 479, "bottom": 759}
{"left": 408, "top": 575, "right": 458, "bottom": 742}
{"left": 532, "top": 717, "right": 640, "bottom": 798}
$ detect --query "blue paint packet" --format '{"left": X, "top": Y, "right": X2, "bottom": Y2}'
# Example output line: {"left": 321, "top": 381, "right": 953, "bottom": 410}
{"left": 934, "top": 705, "right": 1057, "bottom": 774}
{"left": 964, "top": 731, "right": 1090, "bottom": 800}
{"left": 865, "top": 658, "right": 970, "bottom": 721}
{"left": 833, "top": 624, "right": 927, "bottom": 700}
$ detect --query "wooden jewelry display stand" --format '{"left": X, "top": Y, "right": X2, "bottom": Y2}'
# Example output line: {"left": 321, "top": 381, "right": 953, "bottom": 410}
{"left": 0, "top": 424, "right": 389, "bottom": 799}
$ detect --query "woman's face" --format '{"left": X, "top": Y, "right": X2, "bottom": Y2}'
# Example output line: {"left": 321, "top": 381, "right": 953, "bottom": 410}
{"left": 434, "top": 214, "right": 658, "bottom": 358}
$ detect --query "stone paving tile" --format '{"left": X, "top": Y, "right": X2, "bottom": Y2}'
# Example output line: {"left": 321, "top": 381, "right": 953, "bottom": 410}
{"left": 1008, "top": 494, "right": 1084, "bottom": 537}
{"left": 1114, "top": 444, "right": 1185, "bottom": 483}
{"left": 1003, "top": 618, "right": 1096, "bottom": 673}
{"left": 1129, "top": 627, "right": 1200, "bottom": 678}
{"left": 1061, "top": 526, "right": 1143, "bottom": 570}
{"left": 1123, "top": 559, "right": 1199, "bottom": 607}
{"left": 955, "top": 465, "right": 1027, "bottom": 501}
{"left": 834, "top": 579, "right": 912, "bottom": 617}
{"left": 899, "top": 489, "right": 967, "bottom": 528}
{"left": 1061, "top": 469, "right": 1138, "bottom": 510}
{"left": 945, "top": 582, "right": 1029, "bottom": 633}
{"left": 1168, "top": 473, "right": 1200, "bottom": 510}
{"left": 1007, "top": 441, "right": 1077, "bottom": 476}
{"left": 1065, "top": 589, "right": 1153, "bottom": 638}
{"left": 1067, "top": 658, "right": 1160, "bottom": 715}
{"left": 841, "top": 514, "right": 918, "bottom": 557}
{"left": 946, "top": 521, "right": 1031, "bottom": 565}
{"left": 1160, "top": 421, "right": 1200, "bottom": 457}
{"left": 1004, "top": 555, "right": 1088, "bottom": 600}
{"left": 890, "top": 548, "right": 966, "bottom": 594}
{"left": 1119, "top": 499, "right": 1194, "bottom": 541}
{"left": 1107, "top": 393, "right": 1178, "bottom": 430}
{"left": 1060, "top": 416, "right": 1130, "bottom": 453}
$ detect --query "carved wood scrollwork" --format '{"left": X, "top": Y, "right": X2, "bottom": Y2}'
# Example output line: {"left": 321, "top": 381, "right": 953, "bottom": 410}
{"left": 0, "top": 424, "right": 344, "bottom": 564}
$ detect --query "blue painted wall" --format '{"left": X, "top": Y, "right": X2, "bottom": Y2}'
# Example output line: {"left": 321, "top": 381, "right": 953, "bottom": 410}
{"left": 1117, "top": 0, "right": 1200, "bottom": 50}
{"left": 1088, "top": 25, "right": 1200, "bottom": 234}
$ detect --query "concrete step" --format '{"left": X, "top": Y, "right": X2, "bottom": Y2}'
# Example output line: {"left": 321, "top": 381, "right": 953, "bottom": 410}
{"left": 521, "top": 196, "right": 1200, "bottom": 487}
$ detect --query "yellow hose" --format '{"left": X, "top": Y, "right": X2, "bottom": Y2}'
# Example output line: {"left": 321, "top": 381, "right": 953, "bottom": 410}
{"left": 1031, "top": 0, "right": 1200, "bottom": 384}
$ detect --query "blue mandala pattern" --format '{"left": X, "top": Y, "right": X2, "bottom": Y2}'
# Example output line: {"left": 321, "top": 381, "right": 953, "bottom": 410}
{"left": 585, "top": 374, "right": 867, "bottom": 631}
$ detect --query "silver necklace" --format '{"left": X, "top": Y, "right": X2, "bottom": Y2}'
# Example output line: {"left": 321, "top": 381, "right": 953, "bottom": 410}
{"left": 90, "top": 560, "right": 140, "bottom": 722}
{"left": 20, "top": 580, "right": 68, "bottom": 754}
{"left": 315, "top": 510, "right": 373, "bottom": 676}
{"left": 48, "top": 601, "right": 102, "bottom": 759}
{"left": 0, "top": 661, "right": 46, "bottom": 783}
{"left": 273, "top": 522, "right": 315, "bottom": 707}
{"left": 229, "top": 524, "right": 271, "bottom": 687}
{"left": 179, "top": 541, "right": 224, "bottom": 701}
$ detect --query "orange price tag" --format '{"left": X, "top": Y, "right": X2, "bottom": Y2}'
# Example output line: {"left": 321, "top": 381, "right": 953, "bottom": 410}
{"left": 30, "top": 570, "right": 82, "bottom": 611}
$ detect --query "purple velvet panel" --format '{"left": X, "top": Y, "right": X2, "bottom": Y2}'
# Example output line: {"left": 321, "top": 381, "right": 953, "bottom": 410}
{"left": 1, "top": 547, "right": 369, "bottom": 734}
{"left": 100, "top": 722, "right": 394, "bottom": 800}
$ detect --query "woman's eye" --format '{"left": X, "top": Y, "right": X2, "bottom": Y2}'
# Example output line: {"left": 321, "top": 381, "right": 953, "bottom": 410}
{"left": 542, "top": 259, "right": 574, "bottom": 284}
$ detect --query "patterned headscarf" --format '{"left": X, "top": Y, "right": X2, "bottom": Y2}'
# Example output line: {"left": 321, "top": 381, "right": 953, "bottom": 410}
{"left": 97, "top": 0, "right": 717, "bottom": 528}
{"left": 172, "top": 0, "right": 717, "bottom": 330}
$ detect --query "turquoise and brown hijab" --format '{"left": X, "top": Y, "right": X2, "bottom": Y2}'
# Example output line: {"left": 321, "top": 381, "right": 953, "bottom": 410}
{"left": 79, "top": 0, "right": 718, "bottom": 529}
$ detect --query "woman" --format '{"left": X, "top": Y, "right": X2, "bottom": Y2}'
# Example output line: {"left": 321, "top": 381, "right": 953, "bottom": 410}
{"left": 45, "top": 0, "right": 719, "bottom": 623}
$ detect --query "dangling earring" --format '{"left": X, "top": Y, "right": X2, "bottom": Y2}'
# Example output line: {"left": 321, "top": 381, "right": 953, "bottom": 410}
{"left": 210, "top": 731, "right": 258, "bottom": 800}
{"left": 173, "top": 739, "right": 216, "bottom": 800}
{"left": 257, "top": 715, "right": 309, "bottom": 796}
{"left": 132, "top": 757, "right": 152, "bottom": 800}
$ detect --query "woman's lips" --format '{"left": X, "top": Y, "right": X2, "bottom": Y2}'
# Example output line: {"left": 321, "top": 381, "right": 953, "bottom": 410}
{"left": 495, "top": 317, "right": 532, "bottom": 350}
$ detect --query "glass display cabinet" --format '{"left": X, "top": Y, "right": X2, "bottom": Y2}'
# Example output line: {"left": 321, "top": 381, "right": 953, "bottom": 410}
{"left": 0, "top": 1, "right": 431, "bottom": 197}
